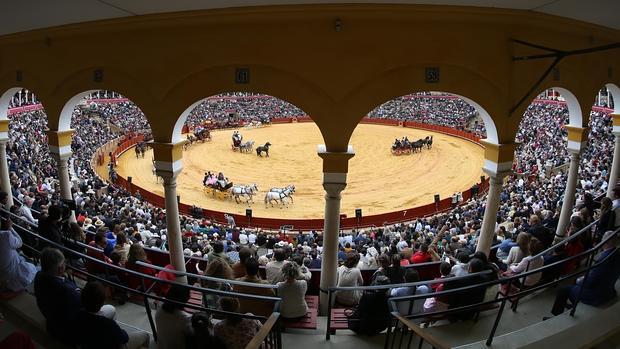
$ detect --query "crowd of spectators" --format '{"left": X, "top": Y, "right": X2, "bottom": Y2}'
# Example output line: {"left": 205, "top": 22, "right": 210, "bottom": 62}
{"left": 0, "top": 90, "right": 618, "bottom": 345}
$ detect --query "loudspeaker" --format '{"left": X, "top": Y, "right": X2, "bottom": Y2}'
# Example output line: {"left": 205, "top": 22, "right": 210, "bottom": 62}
{"left": 192, "top": 206, "right": 203, "bottom": 219}
{"left": 434, "top": 194, "right": 440, "bottom": 204}
{"left": 127, "top": 176, "right": 132, "bottom": 183}
{"left": 246, "top": 209, "right": 252, "bottom": 219}
{"left": 480, "top": 175, "right": 485, "bottom": 184}
{"left": 355, "top": 208, "right": 362, "bottom": 220}
{"left": 471, "top": 184, "right": 479, "bottom": 197}
{"left": 176, "top": 195, "right": 180, "bottom": 203}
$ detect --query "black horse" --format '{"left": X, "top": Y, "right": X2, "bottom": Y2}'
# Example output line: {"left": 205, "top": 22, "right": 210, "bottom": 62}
{"left": 411, "top": 140, "right": 424, "bottom": 153}
{"left": 426, "top": 135, "right": 433, "bottom": 149}
{"left": 256, "top": 142, "right": 272, "bottom": 157}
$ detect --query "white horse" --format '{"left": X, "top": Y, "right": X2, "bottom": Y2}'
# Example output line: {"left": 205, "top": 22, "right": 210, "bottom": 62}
{"left": 240, "top": 140, "right": 255, "bottom": 153}
{"left": 264, "top": 187, "right": 294, "bottom": 206}
{"left": 269, "top": 185, "right": 295, "bottom": 194}
{"left": 231, "top": 183, "right": 258, "bottom": 204}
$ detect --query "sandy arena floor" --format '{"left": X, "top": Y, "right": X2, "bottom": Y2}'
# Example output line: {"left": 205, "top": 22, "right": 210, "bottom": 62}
{"left": 102, "top": 123, "right": 484, "bottom": 219}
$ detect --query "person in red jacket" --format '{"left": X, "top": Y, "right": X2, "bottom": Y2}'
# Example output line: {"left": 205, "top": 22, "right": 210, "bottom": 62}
{"left": 410, "top": 243, "right": 439, "bottom": 264}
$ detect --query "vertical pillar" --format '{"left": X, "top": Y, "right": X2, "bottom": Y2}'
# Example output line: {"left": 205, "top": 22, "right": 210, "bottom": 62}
{"left": 556, "top": 126, "right": 587, "bottom": 238}
{"left": 48, "top": 130, "right": 76, "bottom": 221}
{"left": 152, "top": 141, "right": 187, "bottom": 283}
{"left": 317, "top": 145, "right": 354, "bottom": 315}
{"left": 607, "top": 114, "right": 620, "bottom": 197}
{"left": 476, "top": 171, "right": 508, "bottom": 255}
{"left": 476, "top": 141, "right": 517, "bottom": 256}
{"left": 0, "top": 120, "right": 13, "bottom": 208}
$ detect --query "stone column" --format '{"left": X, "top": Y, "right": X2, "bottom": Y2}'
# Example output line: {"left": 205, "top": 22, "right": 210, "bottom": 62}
{"left": 607, "top": 114, "right": 620, "bottom": 197}
{"left": 317, "top": 145, "right": 354, "bottom": 315}
{"left": 556, "top": 125, "right": 587, "bottom": 239}
{"left": 152, "top": 141, "right": 187, "bottom": 283}
{"left": 0, "top": 119, "right": 13, "bottom": 208}
{"left": 555, "top": 151, "right": 581, "bottom": 238}
{"left": 48, "top": 130, "right": 76, "bottom": 221}
{"left": 476, "top": 140, "right": 517, "bottom": 256}
{"left": 159, "top": 172, "right": 187, "bottom": 283}
{"left": 476, "top": 171, "right": 507, "bottom": 255}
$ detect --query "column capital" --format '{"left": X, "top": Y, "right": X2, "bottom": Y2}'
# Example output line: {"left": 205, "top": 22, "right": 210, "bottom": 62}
{"left": 611, "top": 113, "right": 620, "bottom": 135}
{"left": 150, "top": 141, "right": 185, "bottom": 177}
{"left": 323, "top": 182, "right": 347, "bottom": 198}
{"left": 565, "top": 125, "right": 588, "bottom": 153}
{"left": 480, "top": 140, "right": 517, "bottom": 177}
{"left": 157, "top": 170, "right": 179, "bottom": 183}
{"left": 0, "top": 119, "right": 9, "bottom": 142}
{"left": 482, "top": 170, "right": 510, "bottom": 183}
{"left": 317, "top": 144, "right": 355, "bottom": 173}
{"left": 47, "top": 129, "right": 74, "bottom": 158}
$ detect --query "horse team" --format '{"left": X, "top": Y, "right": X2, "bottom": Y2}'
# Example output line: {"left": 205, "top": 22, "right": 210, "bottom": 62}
{"left": 205, "top": 179, "right": 295, "bottom": 207}
{"left": 391, "top": 135, "right": 433, "bottom": 155}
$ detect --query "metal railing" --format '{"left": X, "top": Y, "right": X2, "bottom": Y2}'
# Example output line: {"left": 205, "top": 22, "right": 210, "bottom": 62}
{"left": 3, "top": 211, "right": 283, "bottom": 348}
{"left": 384, "top": 227, "right": 619, "bottom": 348}
{"left": 244, "top": 312, "right": 282, "bottom": 349}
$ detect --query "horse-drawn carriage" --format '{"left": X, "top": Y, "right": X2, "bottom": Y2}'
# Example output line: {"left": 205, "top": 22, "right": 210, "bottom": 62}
{"left": 391, "top": 135, "right": 433, "bottom": 155}
{"left": 230, "top": 131, "right": 255, "bottom": 153}
{"left": 202, "top": 171, "right": 258, "bottom": 203}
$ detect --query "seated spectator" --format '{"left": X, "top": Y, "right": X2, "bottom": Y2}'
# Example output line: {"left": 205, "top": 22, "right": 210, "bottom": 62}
{"left": 506, "top": 238, "right": 545, "bottom": 288}
{"left": 410, "top": 243, "right": 438, "bottom": 264}
{"left": 232, "top": 247, "right": 252, "bottom": 278}
{"left": 88, "top": 231, "right": 113, "bottom": 264}
{"left": 371, "top": 254, "right": 390, "bottom": 284}
{"left": 0, "top": 218, "right": 36, "bottom": 292}
{"left": 276, "top": 262, "right": 308, "bottom": 319}
{"left": 19, "top": 197, "right": 37, "bottom": 225}
{"left": 38, "top": 205, "right": 63, "bottom": 245}
{"left": 186, "top": 312, "right": 227, "bottom": 349}
{"left": 443, "top": 258, "right": 491, "bottom": 320}
{"left": 424, "top": 262, "right": 453, "bottom": 312}
{"left": 34, "top": 247, "right": 115, "bottom": 344}
{"left": 501, "top": 232, "right": 530, "bottom": 268}
{"left": 75, "top": 281, "right": 149, "bottom": 349}
{"left": 234, "top": 257, "right": 276, "bottom": 317}
{"left": 496, "top": 231, "right": 516, "bottom": 260}
{"left": 112, "top": 232, "right": 131, "bottom": 265}
{"left": 155, "top": 284, "right": 193, "bottom": 349}
{"left": 207, "top": 241, "right": 233, "bottom": 265}
{"left": 125, "top": 244, "right": 156, "bottom": 290}
{"left": 548, "top": 231, "right": 620, "bottom": 317}
{"left": 349, "top": 275, "right": 391, "bottom": 335}
{"left": 528, "top": 214, "right": 553, "bottom": 248}
{"left": 335, "top": 253, "right": 364, "bottom": 306}
{"left": 203, "top": 258, "right": 233, "bottom": 309}
{"left": 595, "top": 198, "right": 615, "bottom": 241}
{"left": 265, "top": 248, "right": 286, "bottom": 284}
{"left": 391, "top": 269, "right": 431, "bottom": 318}
{"left": 541, "top": 245, "right": 567, "bottom": 283}
{"left": 386, "top": 254, "right": 405, "bottom": 284}
{"left": 214, "top": 297, "right": 262, "bottom": 349}
{"left": 451, "top": 250, "right": 470, "bottom": 277}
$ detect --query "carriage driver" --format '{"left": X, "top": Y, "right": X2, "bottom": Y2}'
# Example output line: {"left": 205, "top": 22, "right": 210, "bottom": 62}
{"left": 216, "top": 172, "right": 229, "bottom": 189}
{"left": 232, "top": 130, "right": 243, "bottom": 146}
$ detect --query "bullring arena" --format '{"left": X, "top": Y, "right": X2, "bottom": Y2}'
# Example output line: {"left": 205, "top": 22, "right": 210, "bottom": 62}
{"left": 101, "top": 122, "right": 484, "bottom": 221}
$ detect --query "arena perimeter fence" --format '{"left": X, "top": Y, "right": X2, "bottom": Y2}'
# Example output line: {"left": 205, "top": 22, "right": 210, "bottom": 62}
{"left": 2, "top": 209, "right": 283, "bottom": 349}
{"left": 102, "top": 120, "right": 490, "bottom": 230}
